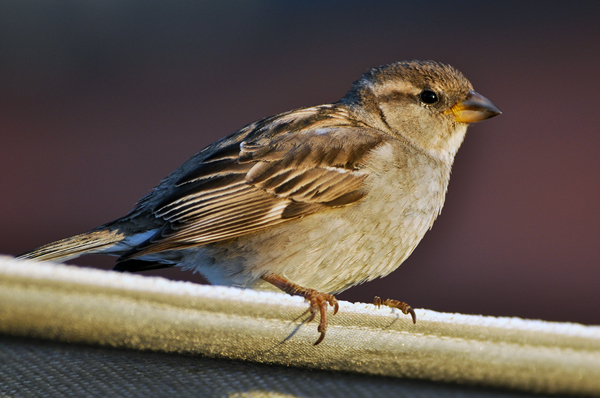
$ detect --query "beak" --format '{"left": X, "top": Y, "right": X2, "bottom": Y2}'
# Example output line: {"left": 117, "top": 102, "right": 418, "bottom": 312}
{"left": 446, "top": 90, "right": 502, "bottom": 123}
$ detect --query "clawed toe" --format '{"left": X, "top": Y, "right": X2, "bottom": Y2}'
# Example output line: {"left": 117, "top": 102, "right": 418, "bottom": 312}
{"left": 307, "top": 290, "right": 338, "bottom": 345}
{"left": 373, "top": 296, "right": 417, "bottom": 324}
{"left": 261, "top": 273, "right": 338, "bottom": 345}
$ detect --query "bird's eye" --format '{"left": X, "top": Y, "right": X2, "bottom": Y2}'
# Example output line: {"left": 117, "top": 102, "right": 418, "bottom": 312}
{"left": 419, "top": 90, "right": 439, "bottom": 105}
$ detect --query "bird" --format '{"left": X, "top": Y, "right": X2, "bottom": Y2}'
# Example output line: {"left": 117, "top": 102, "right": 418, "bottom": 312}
{"left": 18, "top": 60, "right": 501, "bottom": 344}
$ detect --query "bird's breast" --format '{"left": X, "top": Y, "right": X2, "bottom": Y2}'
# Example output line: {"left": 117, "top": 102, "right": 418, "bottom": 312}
{"left": 182, "top": 144, "right": 451, "bottom": 294}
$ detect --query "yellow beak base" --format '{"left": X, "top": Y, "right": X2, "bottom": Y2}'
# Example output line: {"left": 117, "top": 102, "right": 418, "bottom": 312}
{"left": 447, "top": 90, "right": 502, "bottom": 123}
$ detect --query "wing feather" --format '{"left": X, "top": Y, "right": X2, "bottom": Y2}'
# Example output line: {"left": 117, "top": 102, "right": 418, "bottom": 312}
{"left": 159, "top": 183, "right": 252, "bottom": 221}
{"left": 118, "top": 107, "right": 390, "bottom": 261}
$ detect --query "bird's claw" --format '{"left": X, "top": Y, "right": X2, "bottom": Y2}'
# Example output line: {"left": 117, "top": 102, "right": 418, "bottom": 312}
{"left": 373, "top": 296, "right": 417, "bottom": 324}
{"left": 306, "top": 289, "right": 338, "bottom": 345}
{"left": 261, "top": 273, "right": 338, "bottom": 345}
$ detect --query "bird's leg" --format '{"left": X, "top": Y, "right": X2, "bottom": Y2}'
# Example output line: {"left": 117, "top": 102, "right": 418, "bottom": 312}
{"left": 261, "top": 273, "right": 339, "bottom": 345}
{"left": 373, "top": 296, "right": 417, "bottom": 324}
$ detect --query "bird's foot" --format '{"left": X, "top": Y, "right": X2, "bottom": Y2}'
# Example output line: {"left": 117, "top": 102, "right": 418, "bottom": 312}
{"left": 373, "top": 296, "right": 417, "bottom": 324}
{"left": 262, "top": 273, "right": 339, "bottom": 345}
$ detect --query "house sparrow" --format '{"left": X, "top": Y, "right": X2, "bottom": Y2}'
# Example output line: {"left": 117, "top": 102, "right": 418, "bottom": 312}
{"left": 18, "top": 60, "right": 501, "bottom": 344}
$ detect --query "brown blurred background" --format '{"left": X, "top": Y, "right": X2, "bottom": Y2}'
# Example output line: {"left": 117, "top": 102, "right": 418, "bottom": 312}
{"left": 1, "top": 1, "right": 599, "bottom": 325}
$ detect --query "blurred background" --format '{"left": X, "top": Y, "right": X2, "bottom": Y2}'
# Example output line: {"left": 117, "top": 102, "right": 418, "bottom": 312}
{"left": 1, "top": 1, "right": 599, "bottom": 325}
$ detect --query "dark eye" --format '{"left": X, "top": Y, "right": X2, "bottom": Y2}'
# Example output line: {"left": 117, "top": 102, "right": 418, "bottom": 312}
{"left": 419, "top": 89, "right": 439, "bottom": 105}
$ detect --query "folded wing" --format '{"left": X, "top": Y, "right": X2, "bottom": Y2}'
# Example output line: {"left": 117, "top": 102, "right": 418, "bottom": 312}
{"left": 118, "top": 115, "right": 388, "bottom": 261}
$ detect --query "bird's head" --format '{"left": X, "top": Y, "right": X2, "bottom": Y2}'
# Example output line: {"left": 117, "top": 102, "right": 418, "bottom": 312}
{"left": 343, "top": 60, "right": 501, "bottom": 161}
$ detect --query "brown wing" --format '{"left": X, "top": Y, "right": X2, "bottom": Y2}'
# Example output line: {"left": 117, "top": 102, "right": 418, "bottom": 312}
{"left": 119, "top": 120, "right": 388, "bottom": 260}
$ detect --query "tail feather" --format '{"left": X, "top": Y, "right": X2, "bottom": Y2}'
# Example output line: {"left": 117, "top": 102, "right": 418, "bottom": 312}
{"left": 113, "top": 259, "right": 173, "bottom": 273}
{"left": 17, "top": 229, "right": 125, "bottom": 263}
